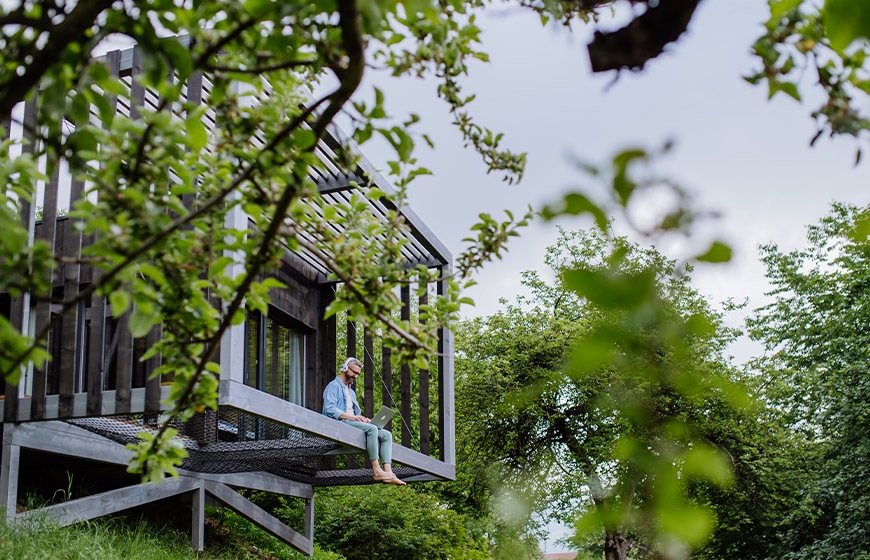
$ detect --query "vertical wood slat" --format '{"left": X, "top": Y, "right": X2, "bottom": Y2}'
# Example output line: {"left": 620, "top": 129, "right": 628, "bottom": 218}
{"left": 113, "top": 47, "right": 145, "bottom": 415}
{"left": 381, "top": 341, "right": 393, "bottom": 430}
{"left": 437, "top": 269, "right": 446, "bottom": 462}
{"left": 316, "top": 286, "right": 337, "bottom": 469}
{"left": 86, "top": 49, "right": 121, "bottom": 416}
{"left": 31, "top": 161, "right": 63, "bottom": 420}
{"left": 5, "top": 96, "right": 38, "bottom": 421}
{"left": 305, "top": 315, "right": 318, "bottom": 410}
{"left": 128, "top": 48, "right": 145, "bottom": 121}
{"left": 316, "top": 286, "right": 336, "bottom": 414}
{"left": 363, "top": 328, "right": 374, "bottom": 417}
{"left": 114, "top": 312, "right": 133, "bottom": 413}
{"left": 181, "top": 71, "right": 203, "bottom": 211}
{"left": 344, "top": 320, "right": 358, "bottom": 468}
{"left": 57, "top": 174, "right": 86, "bottom": 417}
{"left": 400, "top": 285, "right": 412, "bottom": 447}
{"left": 345, "top": 320, "right": 356, "bottom": 359}
{"left": 144, "top": 325, "right": 162, "bottom": 411}
{"left": 2, "top": 111, "right": 16, "bottom": 419}
{"left": 143, "top": 59, "right": 201, "bottom": 410}
{"left": 85, "top": 261, "right": 106, "bottom": 415}
{"left": 418, "top": 288, "right": 430, "bottom": 455}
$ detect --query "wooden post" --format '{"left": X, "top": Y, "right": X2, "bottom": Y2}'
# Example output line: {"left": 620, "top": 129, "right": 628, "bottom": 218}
{"left": 418, "top": 286, "right": 430, "bottom": 455}
{"left": 191, "top": 483, "right": 205, "bottom": 551}
{"left": 113, "top": 47, "right": 145, "bottom": 415}
{"left": 346, "top": 319, "right": 356, "bottom": 359}
{"left": 58, "top": 176, "right": 86, "bottom": 416}
{"left": 114, "top": 311, "right": 133, "bottom": 414}
{"left": 316, "top": 285, "right": 336, "bottom": 413}
{"left": 400, "top": 285, "right": 412, "bottom": 447}
{"left": 0, "top": 424, "right": 20, "bottom": 520}
{"left": 345, "top": 320, "right": 357, "bottom": 468}
{"left": 437, "top": 266, "right": 455, "bottom": 465}
{"left": 30, "top": 162, "right": 62, "bottom": 420}
{"left": 381, "top": 330, "right": 393, "bottom": 434}
{"left": 363, "top": 327, "right": 374, "bottom": 417}
{"left": 304, "top": 494, "right": 315, "bottom": 541}
{"left": 86, "top": 49, "right": 121, "bottom": 416}
{"left": 5, "top": 95, "right": 38, "bottom": 421}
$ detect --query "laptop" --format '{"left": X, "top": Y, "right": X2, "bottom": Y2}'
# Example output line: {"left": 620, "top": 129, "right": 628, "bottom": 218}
{"left": 369, "top": 406, "right": 395, "bottom": 429}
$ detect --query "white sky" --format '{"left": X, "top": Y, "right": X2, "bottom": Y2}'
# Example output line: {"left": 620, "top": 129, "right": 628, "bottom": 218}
{"left": 352, "top": 0, "right": 867, "bottom": 370}
{"left": 348, "top": 2, "right": 867, "bottom": 550}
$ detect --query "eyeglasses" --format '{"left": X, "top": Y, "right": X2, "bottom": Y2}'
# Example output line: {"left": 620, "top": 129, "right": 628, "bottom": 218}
{"left": 348, "top": 367, "right": 362, "bottom": 375}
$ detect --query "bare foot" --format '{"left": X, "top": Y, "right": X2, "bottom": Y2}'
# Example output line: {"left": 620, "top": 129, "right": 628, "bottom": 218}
{"left": 374, "top": 473, "right": 407, "bottom": 486}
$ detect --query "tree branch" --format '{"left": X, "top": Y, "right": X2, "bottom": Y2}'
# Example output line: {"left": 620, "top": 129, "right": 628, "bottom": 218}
{"left": 0, "top": 0, "right": 114, "bottom": 118}
{"left": 203, "top": 59, "right": 315, "bottom": 75}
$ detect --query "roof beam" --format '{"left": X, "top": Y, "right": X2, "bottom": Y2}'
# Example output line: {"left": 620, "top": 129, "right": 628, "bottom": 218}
{"left": 314, "top": 172, "right": 368, "bottom": 194}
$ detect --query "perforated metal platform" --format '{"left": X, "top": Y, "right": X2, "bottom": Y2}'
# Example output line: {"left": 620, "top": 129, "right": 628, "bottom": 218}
{"left": 66, "top": 409, "right": 424, "bottom": 486}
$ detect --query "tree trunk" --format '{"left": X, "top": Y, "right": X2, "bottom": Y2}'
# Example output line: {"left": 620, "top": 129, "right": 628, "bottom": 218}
{"left": 604, "top": 530, "right": 630, "bottom": 560}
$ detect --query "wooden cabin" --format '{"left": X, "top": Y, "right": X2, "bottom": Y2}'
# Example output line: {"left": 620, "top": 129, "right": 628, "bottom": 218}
{"left": 0, "top": 44, "right": 454, "bottom": 556}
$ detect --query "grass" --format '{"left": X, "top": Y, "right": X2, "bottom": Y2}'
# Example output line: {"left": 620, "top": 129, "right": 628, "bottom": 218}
{"left": 0, "top": 508, "right": 345, "bottom": 560}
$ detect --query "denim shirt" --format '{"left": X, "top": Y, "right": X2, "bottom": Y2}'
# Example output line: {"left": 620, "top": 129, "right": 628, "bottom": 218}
{"left": 322, "top": 376, "right": 360, "bottom": 420}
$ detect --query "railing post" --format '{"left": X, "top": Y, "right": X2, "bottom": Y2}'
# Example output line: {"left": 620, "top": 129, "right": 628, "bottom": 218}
{"left": 418, "top": 285, "right": 430, "bottom": 455}
{"left": 0, "top": 424, "right": 20, "bottom": 521}
{"left": 400, "top": 285, "right": 412, "bottom": 447}
{"left": 437, "top": 265, "right": 455, "bottom": 465}
{"left": 304, "top": 493, "right": 315, "bottom": 541}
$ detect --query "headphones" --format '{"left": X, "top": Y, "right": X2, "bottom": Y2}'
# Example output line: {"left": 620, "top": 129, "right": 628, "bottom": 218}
{"left": 340, "top": 357, "right": 361, "bottom": 373}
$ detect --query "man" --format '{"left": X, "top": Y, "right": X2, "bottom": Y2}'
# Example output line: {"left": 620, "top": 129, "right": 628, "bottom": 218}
{"left": 322, "top": 357, "right": 406, "bottom": 485}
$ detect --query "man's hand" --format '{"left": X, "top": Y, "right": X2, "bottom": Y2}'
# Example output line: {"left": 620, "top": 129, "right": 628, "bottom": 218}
{"left": 353, "top": 415, "right": 371, "bottom": 422}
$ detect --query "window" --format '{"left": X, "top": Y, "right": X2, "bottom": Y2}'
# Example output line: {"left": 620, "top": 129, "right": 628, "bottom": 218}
{"left": 245, "top": 310, "right": 306, "bottom": 406}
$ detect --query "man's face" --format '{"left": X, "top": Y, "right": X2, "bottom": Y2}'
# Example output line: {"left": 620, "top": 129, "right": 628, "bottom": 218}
{"left": 346, "top": 364, "right": 361, "bottom": 383}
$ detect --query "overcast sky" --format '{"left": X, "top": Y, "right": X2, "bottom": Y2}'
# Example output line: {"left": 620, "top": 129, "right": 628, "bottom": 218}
{"left": 353, "top": 0, "right": 867, "bottom": 370}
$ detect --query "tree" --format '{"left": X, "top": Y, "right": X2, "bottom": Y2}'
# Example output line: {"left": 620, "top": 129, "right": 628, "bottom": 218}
{"left": 452, "top": 227, "right": 743, "bottom": 560}
{"left": 746, "top": 203, "right": 870, "bottom": 559}
{"left": 685, "top": 376, "right": 813, "bottom": 560}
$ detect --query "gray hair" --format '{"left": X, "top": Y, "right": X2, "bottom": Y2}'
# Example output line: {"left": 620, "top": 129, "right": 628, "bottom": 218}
{"left": 340, "top": 357, "right": 362, "bottom": 373}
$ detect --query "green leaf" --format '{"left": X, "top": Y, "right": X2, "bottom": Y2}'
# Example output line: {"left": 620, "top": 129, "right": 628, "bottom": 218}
{"left": 541, "top": 192, "right": 609, "bottom": 231}
{"left": 771, "top": 0, "right": 803, "bottom": 21}
{"left": 824, "top": 0, "right": 870, "bottom": 53}
{"left": 682, "top": 445, "right": 733, "bottom": 486}
{"left": 779, "top": 81, "right": 801, "bottom": 101}
{"left": 696, "top": 240, "right": 733, "bottom": 263}
{"left": 562, "top": 267, "right": 655, "bottom": 309}
{"left": 129, "top": 308, "right": 157, "bottom": 338}
{"left": 658, "top": 504, "right": 715, "bottom": 546}
{"left": 161, "top": 39, "right": 193, "bottom": 79}
{"left": 109, "top": 290, "right": 131, "bottom": 316}
{"left": 185, "top": 109, "right": 208, "bottom": 152}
